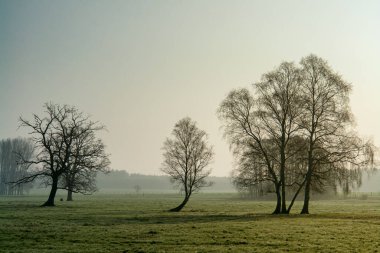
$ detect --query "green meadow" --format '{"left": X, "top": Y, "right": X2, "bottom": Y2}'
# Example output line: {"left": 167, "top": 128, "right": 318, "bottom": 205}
{"left": 1, "top": 193, "right": 380, "bottom": 252}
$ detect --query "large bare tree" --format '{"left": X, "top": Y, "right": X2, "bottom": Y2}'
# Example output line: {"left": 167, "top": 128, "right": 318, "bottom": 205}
{"left": 60, "top": 123, "right": 110, "bottom": 201}
{"left": 254, "top": 62, "right": 304, "bottom": 213}
{"left": 298, "top": 55, "right": 374, "bottom": 214}
{"left": 16, "top": 103, "right": 110, "bottom": 206}
{"left": 161, "top": 117, "right": 213, "bottom": 212}
{"left": 218, "top": 89, "right": 282, "bottom": 213}
{"left": 218, "top": 62, "right": 304, "bottom": 214}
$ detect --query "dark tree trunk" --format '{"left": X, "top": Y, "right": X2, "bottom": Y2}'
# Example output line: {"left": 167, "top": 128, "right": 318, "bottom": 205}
{"left": 42, "top": 176, "right": 58, "bottom": 207}
{"left": 169, "top": 195, "right": 190, "bottom": 212}
{"left": 301, "top": 174, "right": 312, "bottom": 214}
{"left": 272, "top": 184, "right": 281, "bottom": 214}
{"left": 67, "top": 189, "right": 73, "bottom": 201}
{"left": 280, "top": 180, "right": 288, "bottom": 214}
{"left": 301, "top": 146, "right": 314, "bottom": 214}
{"left": 287, "top": 179, "right": 306, "bottom": 213}
{"left": 280, "top": 146, "right": 287, "bottom": 214}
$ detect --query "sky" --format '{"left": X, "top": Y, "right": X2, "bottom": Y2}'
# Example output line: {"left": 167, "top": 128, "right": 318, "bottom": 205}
{"left": 1, "top": 0, "right": 380, "bottom": 176}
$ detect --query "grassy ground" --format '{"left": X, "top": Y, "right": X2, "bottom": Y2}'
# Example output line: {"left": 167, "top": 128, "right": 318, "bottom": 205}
{"left": 1, "top": 193, "right": 380, "bottom": 252}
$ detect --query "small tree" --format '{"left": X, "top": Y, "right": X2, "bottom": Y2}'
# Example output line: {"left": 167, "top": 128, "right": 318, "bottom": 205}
{"left": 134, "top": 185, "right": 141, "bottom": 194}
{"left": 161, "top": 117, "right": 213, "bottom": 212}
{"left": 61, "top": 126, "right": 110, "bottom": 201}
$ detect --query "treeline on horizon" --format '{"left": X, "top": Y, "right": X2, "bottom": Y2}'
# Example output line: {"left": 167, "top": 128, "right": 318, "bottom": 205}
{"left": 26, "top": 170, "right": 236, "bottom": 194}
{"left": 96, "top": 170, "right": 237, "bottom": 193}
{"left": 23, "top": 169, "right": 380, "bottom": 196}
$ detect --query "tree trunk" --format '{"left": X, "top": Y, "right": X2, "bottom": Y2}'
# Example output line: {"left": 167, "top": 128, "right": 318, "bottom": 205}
{"left": 280, "top": 182, "right": 288, "bottom": 213}
{"left": 42, "top": 176, "right": 58, "bottom": 207}
{"left": 280, "top": 146, "right": 287, "bottom": 214}
{"left": 301, "top": 145, "right": 314, "bottom": 214}
{"left": 169, "top": 195, "right": 190, "bottom": 212}
{"left": 287, "top": 178, "right": 306, "bottom": 213}
{"left": 272, "top": 184, "right": 281, "bottom": 214}
{"left": 301, "top": 174, "right": 311, "bottom": 214}
{"left": 67, "top": 188, "right": 73, "bottom": 201}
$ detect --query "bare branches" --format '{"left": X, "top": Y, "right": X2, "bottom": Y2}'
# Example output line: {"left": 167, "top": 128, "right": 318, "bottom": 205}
{"left": 161, "top": 117, "right": 214, "bottom": 211}
{"left": 16, "top": 103, "right": 110, "bottom": 205}
{"left": 219, "top": 54, "right": 377, "bottom": 214}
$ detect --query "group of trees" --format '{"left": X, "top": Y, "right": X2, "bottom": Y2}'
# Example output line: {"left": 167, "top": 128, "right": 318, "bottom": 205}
{"left": 218, "top": 54, "right": 374, "bottom": 214}
{"left": 14, "top": 103, "right": 110, "bottom": 206}
{"left": 0, "top": 138, "right": 34, "bottom": 195}
{"left": 4, "top": 55, "right": 375, "bottom": 215}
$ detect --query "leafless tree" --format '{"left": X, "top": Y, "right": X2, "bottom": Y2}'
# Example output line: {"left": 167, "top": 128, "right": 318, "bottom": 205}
{"left": 161, "top": 117, "right": 214, "bottom": 212}
{"left": 218, "top": 62, "right": 304, "bottom": 214}
{"left": 218, "top": 89, "right": 282, "bottom": 213}
{"left": 231, "top": 150, "right": 274, "bottom": 199}
{"left": 0, "top": 138, "right": 34, "bottom": 195}
{"left": 254, "top": 62, "right": 304, "bottom": 213}
{"left": 298, "top": 55, "right": 374, "bottom": 214}
{"left": 16, "top": 103, "right": 110, "bottom": 206}
{"left": 134, "top": 184, "right": 141, "bottom": 194}
{"left": 61, "top": 126, "right": 110, "bottom": 201}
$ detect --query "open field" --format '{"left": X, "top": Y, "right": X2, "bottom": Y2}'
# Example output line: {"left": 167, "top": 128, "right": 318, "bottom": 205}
{"left": 1, "top": 193, "right": 380, "bottom": 252}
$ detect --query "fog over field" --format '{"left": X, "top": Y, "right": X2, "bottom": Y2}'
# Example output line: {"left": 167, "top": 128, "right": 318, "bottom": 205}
{"left": 25, "top": 169, "right": 380, "bottom": 195}
{"left": 2, "top": 1, "right": 380, "bottom": 252}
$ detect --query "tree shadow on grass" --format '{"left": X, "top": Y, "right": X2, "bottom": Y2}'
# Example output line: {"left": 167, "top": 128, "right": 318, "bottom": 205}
{"left": 98, "top": 211, "right": 380, "bottom": 226}
{"left": 99, "top": 213, "right": 298, "bottom": 226}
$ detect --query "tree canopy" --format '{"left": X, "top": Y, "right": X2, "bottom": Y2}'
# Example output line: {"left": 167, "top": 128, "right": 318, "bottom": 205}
{"left": 16, "top": 103, "right": 110, "bottom": 206}
{"left": 219, "top": 54, "right": 375, "bottom": 214}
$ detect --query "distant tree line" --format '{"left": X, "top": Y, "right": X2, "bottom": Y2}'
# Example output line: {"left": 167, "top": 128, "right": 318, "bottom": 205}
{"left": 0, "top": 138, "right": 34, "bottom": 195}
{"left": 95, "top": 170, "right": 235, "bottom": 193}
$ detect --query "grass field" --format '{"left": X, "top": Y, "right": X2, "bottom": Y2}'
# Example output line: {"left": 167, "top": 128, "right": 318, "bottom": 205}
{"left": 1, "top": 193, "right": 380, "bottom": 252}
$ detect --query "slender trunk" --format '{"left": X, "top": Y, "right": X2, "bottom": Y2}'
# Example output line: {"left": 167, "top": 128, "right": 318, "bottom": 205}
{"left": 169, "top": 194, "right": 190, "bottom": 212}
{"left": 301, "top": 141, "right": 314, "bottom": 214}
{"left": 42, "top": 176, "right": 58, "bottom": 207}
{"left": 67, "top": 188, "right": 73, "bottom": 201}
{"left": 279, "top": 131, "right": 288, "bottom": 214}
{"left": 280, "top": 158, "right": 287, "bottom": 213}
{"left": 66, "top": 173, "right": 74, "bottom": 201}
{"left": 280, "top": 180, "right": 287, "bottom": 213}
{"left": 272, "top": 184, "right": 281, "bottom": 214}
{"left": 301, "top": 172, "right": 312, "bottom": 214}
{"left": 287, "top": 179, "right": 306, "bottom": 213}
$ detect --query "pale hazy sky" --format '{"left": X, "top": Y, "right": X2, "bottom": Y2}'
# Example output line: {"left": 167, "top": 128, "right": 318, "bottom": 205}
{"left": 1, "top": 0, "right": 380, "bottom": 176}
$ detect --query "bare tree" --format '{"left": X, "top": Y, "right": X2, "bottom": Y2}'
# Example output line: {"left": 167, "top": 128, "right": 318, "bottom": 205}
{"left": 16, "top": 103, "right": 110, "bottom": 206}
{"left": 254, "top": 62, "right": 304, "bottom": 213}
{"left": 218, "top": 89, "right": 282, "bottom": 213}
{"left": 134, "top": 185, "right": 141, "bottom": 194}
{"left": 298, "top": 55, "right": 374, "bottom": 214}
{"left": 161, "top": 117, "right": 213, "bottom": 212}
{"left": 231, "top": 150, "right": 273, "bottom": 199}
{"left": 218, "top": 62, "right": 304, "bottom": 214}
{"left": 61, "top": 126, "right": 110, "bottom": 201}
